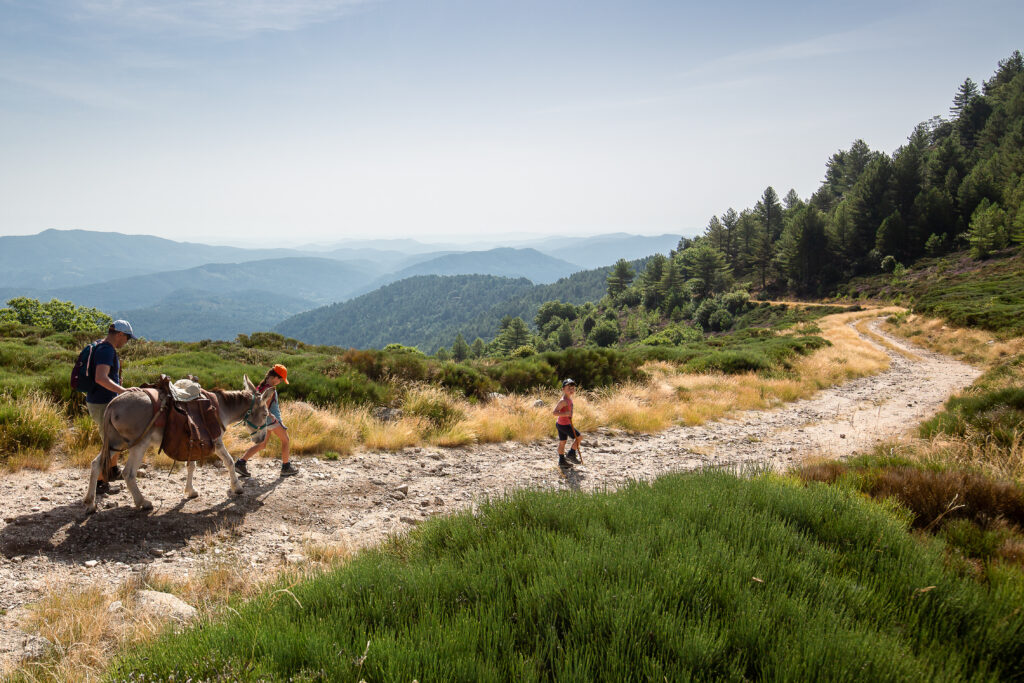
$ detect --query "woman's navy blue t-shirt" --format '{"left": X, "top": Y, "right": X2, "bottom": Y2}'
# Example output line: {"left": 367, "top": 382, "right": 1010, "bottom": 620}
{"left": 86, "top": 341, "right": 120, "bottom": 405}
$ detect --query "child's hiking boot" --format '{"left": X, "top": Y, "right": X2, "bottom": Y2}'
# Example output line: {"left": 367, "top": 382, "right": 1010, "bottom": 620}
{"left": 565, "top": 449, "right": 582, "bottom": 465}
{"left": 234, "top": 459, "right": 251, "bottom": 478}
{"left": 280, "top": 462, "right": 300, "bottom": 477}
{"left": 96, "top": 479, "right": 111, "bottom": 495}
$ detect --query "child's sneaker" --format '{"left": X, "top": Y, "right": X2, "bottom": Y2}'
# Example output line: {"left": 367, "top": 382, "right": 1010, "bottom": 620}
{"left": 280, "top": 462, "right": 300, "bottom": 477}
{"left": 233, "top": 459, "right": 251, "bottom": 478}
{"left": 565, "top": 449, "right": 582, "bottom": 465}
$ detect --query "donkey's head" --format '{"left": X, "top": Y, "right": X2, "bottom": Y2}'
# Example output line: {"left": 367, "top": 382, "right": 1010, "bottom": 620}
{"left": 243, "top": 375, "right": 276, "bottom": 442}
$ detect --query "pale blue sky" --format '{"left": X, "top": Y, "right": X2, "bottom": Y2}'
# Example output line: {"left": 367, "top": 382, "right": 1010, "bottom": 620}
{"left": 0, "top": 0, "right": 1021, "bottom": 245}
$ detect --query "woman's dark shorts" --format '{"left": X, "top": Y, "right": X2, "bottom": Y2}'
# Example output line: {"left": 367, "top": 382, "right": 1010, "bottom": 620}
{"left": 556, "top": 423, "right": 580, "bottom": 441}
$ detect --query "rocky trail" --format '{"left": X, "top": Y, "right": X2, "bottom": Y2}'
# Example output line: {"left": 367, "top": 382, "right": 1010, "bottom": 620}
{"left": 0, "top": 318, "right": 981, "bottom": 666}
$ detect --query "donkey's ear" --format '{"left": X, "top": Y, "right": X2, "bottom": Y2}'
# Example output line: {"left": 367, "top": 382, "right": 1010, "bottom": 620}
{"left": 261, "top": 387, "right": 276, "bottom": 405}
{"left": 243, "top": 375, "right": 256, "bottom": 393}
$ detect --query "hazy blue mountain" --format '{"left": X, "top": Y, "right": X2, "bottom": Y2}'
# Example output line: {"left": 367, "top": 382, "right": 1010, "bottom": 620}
{"left": 275, "top": 274, "right": 536, "bottom": 351}
{"left": 532, "top": 233, "right": 683, "bottom": 269}
{"left": 0, "top": 229, "right": 321, "bottom": 289}
{"left": 117, "top": 289, "right": 316, "bottom": 342}
{"left": 22, "top": 257, "right": 380, "bottom": 312}
{"left": 347, "top": 247, "right": 580, "bottom": 298}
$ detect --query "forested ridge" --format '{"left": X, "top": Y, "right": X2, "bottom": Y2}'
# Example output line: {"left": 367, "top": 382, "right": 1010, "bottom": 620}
{"left": 685, "top": 50, "right": 1024, "bottom": 296}
{"left": 274, "top": 274, "right": 536, "bottom": 351}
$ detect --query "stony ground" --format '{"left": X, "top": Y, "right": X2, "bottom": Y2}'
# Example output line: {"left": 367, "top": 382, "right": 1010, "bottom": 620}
{"left": 0, "top": 319, "right": 981, "bottom": 666}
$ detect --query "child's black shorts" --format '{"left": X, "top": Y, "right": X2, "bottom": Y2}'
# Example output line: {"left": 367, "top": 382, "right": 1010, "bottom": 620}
{"left": 556, "top": 423, "right": 580, "bottom": 441}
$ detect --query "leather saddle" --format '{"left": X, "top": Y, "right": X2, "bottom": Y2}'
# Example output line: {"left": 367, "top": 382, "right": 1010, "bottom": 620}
{"left": 141, "top": 375, "right": 224, "bottom": 462}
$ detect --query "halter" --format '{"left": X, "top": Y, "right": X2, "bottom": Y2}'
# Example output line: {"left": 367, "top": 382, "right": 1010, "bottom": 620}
{"left": 240, "top": 391, "right": 273, "bottom": 438}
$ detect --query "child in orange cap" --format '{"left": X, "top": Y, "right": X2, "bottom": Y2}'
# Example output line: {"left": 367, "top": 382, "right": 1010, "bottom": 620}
{"left": 235, "top": 364, "right": 299, "bottom": 477}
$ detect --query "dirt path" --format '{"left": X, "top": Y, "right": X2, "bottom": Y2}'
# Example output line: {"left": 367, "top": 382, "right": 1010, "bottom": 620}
{"left": 0, "top": 318, "right": 981, "bottom": 664}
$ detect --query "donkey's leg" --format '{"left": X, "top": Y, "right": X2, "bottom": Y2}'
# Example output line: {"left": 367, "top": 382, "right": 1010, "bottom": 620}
{"left": 121, "top": 440, "right": 154, "bottom": 510}
{"left": 215, "top": 439, "right": 243, "bottom": 496}
{"left": 184, "top": 461, "right": 198, "bottom": 499}
{"left": 82, "top": 450, "right": 105, "bottom": 513}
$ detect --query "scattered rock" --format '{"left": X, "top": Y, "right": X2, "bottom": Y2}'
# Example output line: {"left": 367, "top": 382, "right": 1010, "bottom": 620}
{"left": 399, "top": 516, "right": 420, "bottom": 526}
{"left": 419, "top": 500, "right": 429, "bottom": 507}
{"left": 533, "top": 399, "right": 546, "bottom": 408}
{"left": 285, "top": 553, "right": 305, "bottom": 565}
{"left": 433, "top": 497, "right": 445, "bottom": 506}
{"left": 135, "top": 590, "right": 197, "bottom": 623}
{"left": 488, "top": 392, "right": 505, "bottom": 401}
{"left": 84, "top": 560, "right": 98, "bottom": 568}
{"left": 396, "top": 485, "right": 409, "bottom": 496}
{"left": 108, "top": 600, "right": 124, "bottom": 613}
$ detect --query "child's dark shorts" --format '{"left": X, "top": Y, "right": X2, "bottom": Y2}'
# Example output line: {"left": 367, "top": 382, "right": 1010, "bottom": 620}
{"left": 556, "top": 423, "right": 581, "bottom": 441}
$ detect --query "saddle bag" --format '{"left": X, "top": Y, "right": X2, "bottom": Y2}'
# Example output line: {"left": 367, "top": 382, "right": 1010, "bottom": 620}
{"left": 159, "top": 391, "right": 225, "bottom": 462}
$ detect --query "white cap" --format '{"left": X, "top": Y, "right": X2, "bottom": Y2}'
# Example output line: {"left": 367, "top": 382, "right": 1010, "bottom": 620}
{"left": 111, "top": 319, "right": 134, "bottom": 339}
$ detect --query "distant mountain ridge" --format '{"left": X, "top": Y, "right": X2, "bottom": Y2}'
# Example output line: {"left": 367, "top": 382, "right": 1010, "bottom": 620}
{"left": 1, "top": 229, "right": 681, "bottom": 344}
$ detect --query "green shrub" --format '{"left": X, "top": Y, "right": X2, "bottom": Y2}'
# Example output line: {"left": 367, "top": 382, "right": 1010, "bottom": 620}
{"left": 510, "top": 345, "right": 536, "bottom": 358}
{"left": 491, "top": 358, "right": 558, "bottom": 394}
{"left": 589, "top": 320, "right": 620, "bottom": 347}
{"left": 693, "top": 298, "right": 720, "bottom": 329}
{"left": 437, "top": 363, "right": 497, "bottom": 399}
{"left": 708, "top": 309, "right": 734, "bottom": 332}
{"left": 540, "top": 347, "right": 643, "bottom": 389}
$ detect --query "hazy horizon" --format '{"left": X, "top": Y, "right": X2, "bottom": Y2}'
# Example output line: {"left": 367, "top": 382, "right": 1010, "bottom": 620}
{"left": 2, "top": 0, "right": 1021, "bottom": 246}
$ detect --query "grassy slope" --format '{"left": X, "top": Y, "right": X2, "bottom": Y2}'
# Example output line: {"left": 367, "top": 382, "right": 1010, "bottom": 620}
{"left": 111, "top": 472, "right": 1024, "bottom": 682}
{"left": 841, "top": 250, "right": 1024, "bottom": 336}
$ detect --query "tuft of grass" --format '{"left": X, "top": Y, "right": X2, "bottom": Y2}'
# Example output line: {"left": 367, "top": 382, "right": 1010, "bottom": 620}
{"left": 111, "top": 471, "right": 1024, "bottom": 681}
{"left": 0, "top": 392, "right": 64, "bottom": 468}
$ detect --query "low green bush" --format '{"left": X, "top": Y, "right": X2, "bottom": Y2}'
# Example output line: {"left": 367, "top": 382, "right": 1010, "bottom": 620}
{"left": 437, "top": 362, "right": 498, "bottom": 399}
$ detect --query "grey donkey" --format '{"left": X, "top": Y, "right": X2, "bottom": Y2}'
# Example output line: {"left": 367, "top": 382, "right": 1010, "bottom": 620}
{"left": 83, "top": 376, "right": 275, "bottom": 514}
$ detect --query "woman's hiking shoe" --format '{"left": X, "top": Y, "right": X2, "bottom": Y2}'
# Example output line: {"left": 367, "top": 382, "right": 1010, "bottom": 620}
{"left": 233, "top": 459, "right": 251, "bottom": 478}
{"left": 280, "top": 462, "right": 300, "bottom": 477}
{"left": 96, "top": 480, "right": 111, "bottom": 495}
{"left": 565, "top": 449, "right": 582, "bottom": 465}
{"left": 558, "top": 454, "right": 572, "bottom": 469}
{"left": 108, "top": 465, "right": 122, "bottom": 481}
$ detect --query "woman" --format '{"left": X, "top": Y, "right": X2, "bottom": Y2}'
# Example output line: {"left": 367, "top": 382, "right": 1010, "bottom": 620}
{"left": 234, "top": 364, "right": 299, "bottom": 477}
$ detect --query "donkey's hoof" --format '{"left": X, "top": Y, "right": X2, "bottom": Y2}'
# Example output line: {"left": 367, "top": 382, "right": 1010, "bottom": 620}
{"left": 83, "top": 499, "right": 97, "bottom": 514}
{"left": 184, "top": 489, "right": 199, "bottom": 500}
{"left": 229, "top": 486, "right": 243, "bottom": 496}
{"left": 137, "top": 499, "right": 154, "bottom": 511}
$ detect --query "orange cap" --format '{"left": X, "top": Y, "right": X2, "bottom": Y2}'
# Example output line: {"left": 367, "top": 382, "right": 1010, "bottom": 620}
{"left": 271, "top": 364, "right": 289, "bottom": 383}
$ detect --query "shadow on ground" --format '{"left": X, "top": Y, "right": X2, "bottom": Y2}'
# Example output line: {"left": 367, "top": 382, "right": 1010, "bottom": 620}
{"left": 0, "top": 474, "right": 285, "bottom": 565}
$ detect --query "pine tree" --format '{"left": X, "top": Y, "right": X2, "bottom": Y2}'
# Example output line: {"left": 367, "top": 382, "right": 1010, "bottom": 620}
{"left": 557, "top": 320, "right": 573, "bottom": 349}
{"left": 778, "top": 206, "right": 829, "bottom": 292}
{"left": 451, "top": 333, "right": 470, "bottom": 361}
{"left": 606, "top": 259, "right": 636, "bottom": 298}
{"left": 639, "top": 253, "right": 667, "bottom": 310}
{"left": 680, "top": 243, "right": 731, "bottom": 300}
{"left": 968, "top": 199, "right": 1009, "bottom": 258}
{"left": 951, "top": 77, "right": 979, "bottom": 118}
{"left": 470, "top": 338, "right": 486, "bottom": 358}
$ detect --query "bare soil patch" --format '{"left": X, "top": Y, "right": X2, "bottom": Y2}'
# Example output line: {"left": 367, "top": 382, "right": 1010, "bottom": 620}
{"left": 0, "top": 318, "right": 980, "bottom": 668}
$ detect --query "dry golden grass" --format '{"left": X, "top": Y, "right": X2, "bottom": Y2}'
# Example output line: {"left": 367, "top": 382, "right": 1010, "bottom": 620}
{"left": 59, "top": 414, "right": 102, "bottom": 468}
{"left": 1, "top": 392, "right": 65, "bottom": 472}
{"left": 8, "top": 307, "right": 908, "bottom": 471}
{"left": 883, "top": 433, "right": 1024, "bottom": 483}
{"left": 11, "top": 549, "right": 319, "bottom": 683}
{"left": 882, "top": 313, "right": 1024, "bottom": 366}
